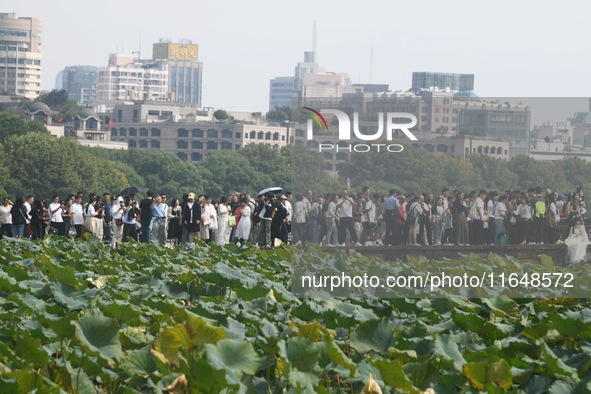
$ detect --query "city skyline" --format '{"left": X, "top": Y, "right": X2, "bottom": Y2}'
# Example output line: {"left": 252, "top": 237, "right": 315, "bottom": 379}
{"left": 4, "top": 0, "right": 591, "bottom": 115}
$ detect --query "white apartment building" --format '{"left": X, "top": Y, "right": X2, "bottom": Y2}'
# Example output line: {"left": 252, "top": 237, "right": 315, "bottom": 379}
{"left": 0, "top": 13, "right": 42, "bottom": 99}
{"left": 95, "top": 54, "right": 168, "bottom": 103}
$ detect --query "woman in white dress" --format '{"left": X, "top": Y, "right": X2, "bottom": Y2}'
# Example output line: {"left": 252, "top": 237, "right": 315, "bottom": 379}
{"left": 200, "top": 195, "right": 217, "bottom": 243}
{"left": 234, "top": 199, "right": 251, "bottom": 244}
{"left": 565, "top": 194, "right": 589, "bottom": 265}
{"left": 215, "top": 196, "right": 229, "bottom": 245}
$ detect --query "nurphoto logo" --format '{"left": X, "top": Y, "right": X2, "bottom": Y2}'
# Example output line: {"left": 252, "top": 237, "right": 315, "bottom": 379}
{"left": 302, "top": 107, "right": 418, "bottom": 153}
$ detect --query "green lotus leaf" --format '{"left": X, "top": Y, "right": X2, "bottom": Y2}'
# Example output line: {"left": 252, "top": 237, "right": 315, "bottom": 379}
{"left": 120, "top": 346, "right": 158, "bottom": 378}
{"left": 204, "top": 339, "right": 260, "bottom": 385}
{"left": 350, "top": 318, "right": 395, "bottom": 354}
{"left": 434, "top": 333, "right": 467, "bottom": 371}
{"left": 462, "top": 359, "right": 513, "bottom": 391}
{"left": 73, "top": 314, "right": 123, "bottom": 364}
{"left": 153, "top": 315, "right": 226, "bottom": 365}
{"left": 371, "top": 359, "right": 420, "bottom": 393}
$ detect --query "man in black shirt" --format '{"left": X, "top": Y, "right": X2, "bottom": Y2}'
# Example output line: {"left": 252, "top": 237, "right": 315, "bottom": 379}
{"left": 138, "top": 190, "right": 155, "bottom": 243}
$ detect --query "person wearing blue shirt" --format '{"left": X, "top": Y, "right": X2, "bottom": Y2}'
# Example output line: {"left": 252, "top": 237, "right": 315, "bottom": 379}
{"left": 151, "top": 195, "right": 167, "bottom": 245}
{"left": 383, "top": 189, "right": 400, "bottom": 245}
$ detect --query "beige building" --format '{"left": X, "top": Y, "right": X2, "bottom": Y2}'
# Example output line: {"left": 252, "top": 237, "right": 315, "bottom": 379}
{"left": 152, "top": 40, "right": 203, "bottom": 107}
{"left": 0, "top": 13, "right": 42, "bottom": 99}
{"left": 109, "top": 110, "right": 290, "bottom": 163}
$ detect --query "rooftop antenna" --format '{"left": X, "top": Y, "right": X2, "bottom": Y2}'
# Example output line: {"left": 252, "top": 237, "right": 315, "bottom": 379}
{"left": 368, "top": 43, "right": 374, "bottom": 83}
{"left": 132, "top": 31, "right": 142, "bottom": 61}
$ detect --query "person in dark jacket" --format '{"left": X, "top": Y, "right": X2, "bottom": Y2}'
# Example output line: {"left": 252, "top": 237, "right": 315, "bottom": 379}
{"left": 11, "top": 197, "right": 28, "bottom": 238}
{"left": 271, "top": 195, "right": 288, "bottom": 245}
{"left": 182, "top": 192, "right": 201, "bottom": 244}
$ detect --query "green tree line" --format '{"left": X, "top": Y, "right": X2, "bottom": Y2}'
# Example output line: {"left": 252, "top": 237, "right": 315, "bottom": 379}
{"left": 1, "top": 111, "right": 589, "bottom": 199}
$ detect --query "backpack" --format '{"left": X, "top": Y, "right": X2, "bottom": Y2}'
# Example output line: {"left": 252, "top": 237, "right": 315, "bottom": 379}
{"left": 547, "top": 203, "right": 558, "bottom": 228}
{"left": 251, "top": 202, "right": 262, "bottom": 223}
{"left": 406, "top": 203, "right": 417, "bottom": 224}
{"left": 127, "top": 206, "right": 135, "bottom": 221}
{"left": 534, "top": 199, "right": 546, "bottom": 218}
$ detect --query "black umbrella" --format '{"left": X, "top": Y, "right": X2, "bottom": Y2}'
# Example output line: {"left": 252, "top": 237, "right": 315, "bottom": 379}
{"left": 119, "top": 186, "right": 149, "bottom": 197}
{"left": 257, "top": 187, "right": 282, "bottom": 197}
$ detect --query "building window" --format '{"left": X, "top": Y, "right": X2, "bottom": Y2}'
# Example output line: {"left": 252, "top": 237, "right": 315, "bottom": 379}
{"left": 128, "top": 139, "right": 136, "bottom": 148}
{"left": 192, "top": 128, "right": 203, "bottom": 138}
{"left": 151, "top": 128, "right": 161, "bottom": 137}
{"left": 236, "top": 132, "right": 241, "bottom": 139}
{"left": 151, "top": 140, "right": 160, "bottom": 149}
{"left": 207, "top": 141, "right": 218, "bottom": 150}
{"left": 477, "top": 146, "right": 482, "bottom": 154}
{"left": 323, "top": 152, "right": 333, "bottom": 160}
{"left": 497, "top": 147, "right": 503, "bottom": 154}
{"left": 336, "top": 152, "right": 348, "bottom": 161}
{"left": 265, "top": 132, "right": 271, "bottom": 140}
{"left": 222, "top": 141, "right": 232, "bottom": 150}
{"left": 177, "top": 152, "right": 187, "bottom": 161}
{"left": 191, "top": 152, "right": 202, "bottom": 161}
{"left": 177, "top": 140, "right": 188, "bottom": 149}
{"left": 111, "top": 128, "right": 118, "bottom": 137}
{"left": 282, "top": 135, "right": 285, "bottom": 141}
{"left": 207, "top": 129, "right": 218, "bottom": 138}
{"left": 178, "top": 128, "right": 189, "bottom": 138}
{"left": 250, "top": 131, "right": 256, "bottom": 139}
{"left": 235, "top": 144, "right": 240, "bottom": 150}
{"left": 119, "top": 128, "right": 127, "bottom": 137}
{"left": 258, "top": 131, "right": 264, "bottom": 140}
{"left": 139, "top": 140, "right": 148, "bottom": 148}
{"left": 192, "top": 141, "right": 203, "bottom": 149}
{"left": 484, "top": 146, "right": 489, "bottom": 154}
{"left": 273, "top": 132, "right": 279, "bottom": 141}
{"left": 222, "top": 129, "right": 232, "bottom": 139}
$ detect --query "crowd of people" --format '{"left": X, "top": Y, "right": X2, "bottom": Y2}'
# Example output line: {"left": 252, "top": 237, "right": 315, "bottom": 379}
{"left": 0, "top": 185, "right": 588, "bottom": 263}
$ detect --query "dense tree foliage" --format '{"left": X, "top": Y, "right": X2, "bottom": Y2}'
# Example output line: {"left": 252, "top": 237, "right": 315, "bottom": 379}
{"left": 2, "top": 112, "right": 591, "bottom": 200}
{"left": 0, "top": 112, "right": 48, "bottom": 142}
{"left": 341, "top": 147, "right": 591, "bottom": 195}
{"left": 37, "top": 89, "right": 84, "bottom": 122}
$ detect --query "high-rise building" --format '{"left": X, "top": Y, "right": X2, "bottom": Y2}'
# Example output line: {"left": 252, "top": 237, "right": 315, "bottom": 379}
{"left": 0, "top": 13, "right": 42, "bottom": 99}
{"left": 96, "top": 54, "right": 168, "bottom": 103}
{"left": 153, "top": 40, "right": 203, "bottom": 107}
{"left": 412, "top": 72, "right": 474, "bottom": 93}
{"left": 269, "top": 76, "right": 295, "bottom": 111}
{"left": 60, "top": 65, "right": 97, "bottom": 105}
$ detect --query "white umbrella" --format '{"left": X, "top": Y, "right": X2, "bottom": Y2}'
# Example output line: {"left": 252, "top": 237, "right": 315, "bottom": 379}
{"left": 257, "top": 187, "right": 282, "bottom": 197}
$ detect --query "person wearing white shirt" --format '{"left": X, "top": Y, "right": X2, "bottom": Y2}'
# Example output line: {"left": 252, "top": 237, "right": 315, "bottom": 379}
{"left": 335, "top": 189, "right": 359, "bottom": 246}
{"left": 515, "top": 199, "right": 532, "bottom": 245}
{"left": 486, "top": 192, "right": 498, "bottom": 244}
{"left": 0, "top": 197, "right": 13, "bottom": 238}
{"left": 70, "top": 196, "right": 84, "bottom": 238}
{"left": 111, "top": 196, "right": 125, "bottom": 246}
{"left": 494, "top": 195, "right": 507, "bottom": 244}
{"left": 324, "top": 194, "right": 338, "bottom": 246}
{"left": 216, "top": 197, "right": 229, "bottom": 245}
{"left": 200, "top": 196, "right": 217, "bottom": 243}
{"left": 284, "top": 192, "right": 293, "bottom": 244}
{"left": 48, "top": 195, "right": 65, "bottom": 236}
{"left": 473, "top": 190, "right": 486, "bottom": 245}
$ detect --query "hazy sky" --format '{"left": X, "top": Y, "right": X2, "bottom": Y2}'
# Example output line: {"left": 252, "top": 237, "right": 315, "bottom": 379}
{"left": 5, "top": 1, "right": 591, "bottom": 114}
